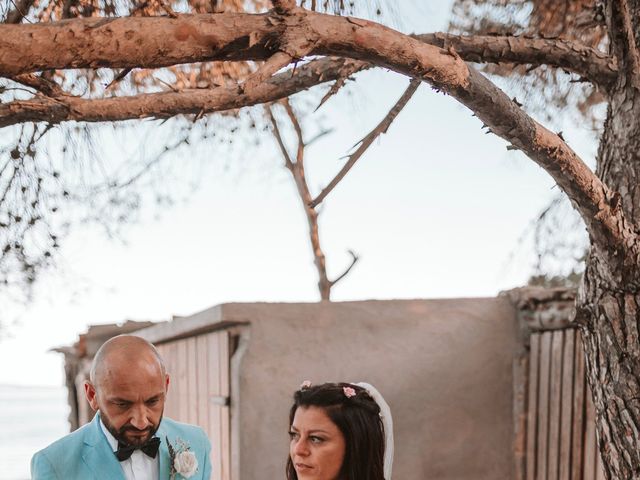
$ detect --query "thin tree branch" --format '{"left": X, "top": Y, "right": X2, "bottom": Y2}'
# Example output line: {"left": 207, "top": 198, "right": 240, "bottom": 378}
{"left": 9, "top": 74, "right": 67, "bottom": 97}
{"left": 0, "top": 160, "right": 19, "bottom": 207}
{"left": 306, "top": 128, "right": 332, "bottom": 146}
{"left": 4, "top": 0, "right": 34, "bottom": 24}
{"left": 329, "top": 250, "right": 358, "bottom": 287}
{"left": 241, "top": 51, "right": 294, "bottom": 93}
{"left": 310, "top": 78, "right": 420, "bottom": 208}
{"left": 0, "top": 57, "right": 367, "bottom": 128}
{"left": 607, "top": 0, "right": 640, "bottom": 89}
{"left": 267, "top": 101, "right": 336, "bottom": 300}
{"left": 105, "top": 68, "right": 133, "bottom": 91}
{"left": 265, "top": 104, "right": 294, "bottom": 169}
{"left": 415, "top": 33, "right": 617, "bottom": 91}
{"left": 315, "top": 76, "right": 349, "bottom": 111}
{"left": 93, "top": 131, "right": 192, "bottom": 193}
{"left": 282, "top": 98, "right": 304, "bottom": 164}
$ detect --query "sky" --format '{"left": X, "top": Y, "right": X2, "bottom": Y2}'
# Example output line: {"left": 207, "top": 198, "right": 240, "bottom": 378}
{"left": 0, "top": 0, "right": 599, "bottom": 387}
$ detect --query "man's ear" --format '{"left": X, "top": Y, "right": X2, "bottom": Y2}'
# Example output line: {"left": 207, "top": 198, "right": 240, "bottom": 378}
{"left": 165, "top": 373, "right": 170, "bottom": 394}
{"left": 84, "top": 381, "right": 99, "bottom": 412}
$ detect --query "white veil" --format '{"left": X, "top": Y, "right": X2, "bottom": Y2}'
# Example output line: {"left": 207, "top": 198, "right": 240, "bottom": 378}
{"left": 355, "top": 382, "right": 394, "bottom": 480}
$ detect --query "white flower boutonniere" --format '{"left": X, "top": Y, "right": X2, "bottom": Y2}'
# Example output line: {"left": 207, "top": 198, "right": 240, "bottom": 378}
{"left": 167, "top": 436, "right": 198, "bottom": 479}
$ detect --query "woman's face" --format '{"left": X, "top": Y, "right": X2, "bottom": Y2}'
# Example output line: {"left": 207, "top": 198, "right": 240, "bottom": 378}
{"left": 289, "top": 406, "right": 346, "bottom": 480}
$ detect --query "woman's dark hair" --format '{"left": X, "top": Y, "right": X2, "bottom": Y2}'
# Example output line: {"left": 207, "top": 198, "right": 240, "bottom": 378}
{"left": 286, "top": 382, "right": 385, "bottom": 480}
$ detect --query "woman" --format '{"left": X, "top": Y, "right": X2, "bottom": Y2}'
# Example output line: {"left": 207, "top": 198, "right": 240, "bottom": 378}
{"left": 286, "top": 381, "right": 394, "bottom": 480}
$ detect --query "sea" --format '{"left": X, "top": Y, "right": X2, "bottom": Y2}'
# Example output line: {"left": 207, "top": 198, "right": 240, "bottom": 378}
{"left": 0, "top": 384, "right": 70, "bottom": 480}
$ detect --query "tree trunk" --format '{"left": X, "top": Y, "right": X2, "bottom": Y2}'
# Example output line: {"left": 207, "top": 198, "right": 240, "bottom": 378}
{"left": 580, "top": 265, "right": 640, "bottom": 479}
{"left": 579, "top": 3, "right": 640, "bottom": 475}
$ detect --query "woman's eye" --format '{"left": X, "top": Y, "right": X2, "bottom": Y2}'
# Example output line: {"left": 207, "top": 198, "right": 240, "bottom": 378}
{"left": 310, "top": 436, "right": 324, "bottom": 444}
{"left": 288, "top": 431, "right": 299, "bottom": 440}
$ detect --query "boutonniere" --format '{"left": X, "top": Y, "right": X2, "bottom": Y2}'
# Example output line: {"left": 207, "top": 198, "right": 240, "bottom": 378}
{"left": 167, "top": 436, "right": 198, "bottom": 479}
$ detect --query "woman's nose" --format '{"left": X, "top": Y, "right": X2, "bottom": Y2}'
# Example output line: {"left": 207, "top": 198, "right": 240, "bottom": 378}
{"left": 293, "top": 439, "right": 309, "bottom": 456}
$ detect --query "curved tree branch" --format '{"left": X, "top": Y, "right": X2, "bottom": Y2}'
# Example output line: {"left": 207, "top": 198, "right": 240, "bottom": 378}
{"left": 0, "top": 8, "right": 634, "bottom": 256}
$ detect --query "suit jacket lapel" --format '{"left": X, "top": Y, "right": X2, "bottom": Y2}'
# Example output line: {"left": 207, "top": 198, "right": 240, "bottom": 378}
{"left": 158, "top": 421, "right": 172, "bottom": 479}
{"left": 82, "top": 414, "right": 126, "bottom": 480}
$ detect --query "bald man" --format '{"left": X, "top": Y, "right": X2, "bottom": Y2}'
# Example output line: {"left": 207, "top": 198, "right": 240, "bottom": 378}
{"left": 31, "top": 335, "right": 212, "bottom": 479}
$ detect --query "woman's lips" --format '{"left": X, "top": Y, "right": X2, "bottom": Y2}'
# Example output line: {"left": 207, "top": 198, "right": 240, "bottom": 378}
{"left": 295, "top": 462, "right": 313, "bottom": 471}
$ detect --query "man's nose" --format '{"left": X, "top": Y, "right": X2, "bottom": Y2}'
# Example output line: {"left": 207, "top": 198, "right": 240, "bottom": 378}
{"left": 129, "top": 406, "right": 150, "bottom": 430}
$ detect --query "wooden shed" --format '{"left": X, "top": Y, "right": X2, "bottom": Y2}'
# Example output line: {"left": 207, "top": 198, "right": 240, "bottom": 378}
{"left": 507, "top": 288, "right": 605, "bottom": 480}
{"left": 58, "top": 289, "right": 605, "bottom": 479}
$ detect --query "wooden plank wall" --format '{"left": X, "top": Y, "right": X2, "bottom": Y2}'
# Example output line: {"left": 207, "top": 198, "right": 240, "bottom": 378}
{"left": 157, "top": 331, "right": 230, "bottom": 480}
{"left": 524, "top": 328, "right": 605, "bottom": 480}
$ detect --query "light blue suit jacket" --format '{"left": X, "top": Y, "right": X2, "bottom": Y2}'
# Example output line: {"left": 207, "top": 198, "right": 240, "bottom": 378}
{"left": 31, "top": 414, "right": 212, "bottom": 479}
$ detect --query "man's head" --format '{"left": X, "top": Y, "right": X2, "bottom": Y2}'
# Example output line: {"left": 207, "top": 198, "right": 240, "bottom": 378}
{"left": 84, "top": 335, "right": 169, "bottom": 447}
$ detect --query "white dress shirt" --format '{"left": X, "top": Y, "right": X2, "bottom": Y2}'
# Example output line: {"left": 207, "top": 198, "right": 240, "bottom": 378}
{"left": 100, "top": 419, "right": 160, "bottom": 480}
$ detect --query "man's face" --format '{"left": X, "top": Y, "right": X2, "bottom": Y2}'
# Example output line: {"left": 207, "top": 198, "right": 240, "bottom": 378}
{"left": 85, "top": 354, "right": 169, "bottom": 447}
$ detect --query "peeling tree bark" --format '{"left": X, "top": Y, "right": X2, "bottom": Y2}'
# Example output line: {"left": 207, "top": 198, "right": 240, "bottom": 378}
{"left": 575, "top": 2, "right": 640, "bottom": 478}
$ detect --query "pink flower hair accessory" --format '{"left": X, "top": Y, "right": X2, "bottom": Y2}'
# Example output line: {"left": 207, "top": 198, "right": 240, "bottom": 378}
{"left": 343, "top": 386, "right": 357, "bottom": 398}
{"left": 300, "top": 380, "right": 312, "bottom": 390}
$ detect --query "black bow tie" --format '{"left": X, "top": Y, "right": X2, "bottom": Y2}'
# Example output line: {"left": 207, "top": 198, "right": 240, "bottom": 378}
{"left": 115, "top": 437, "right": 161, "bottom": 461}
